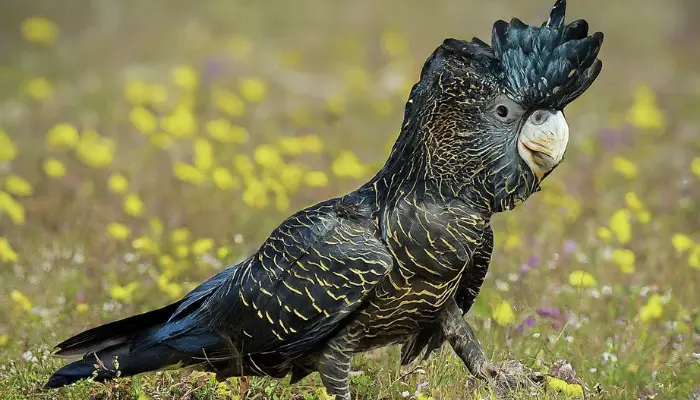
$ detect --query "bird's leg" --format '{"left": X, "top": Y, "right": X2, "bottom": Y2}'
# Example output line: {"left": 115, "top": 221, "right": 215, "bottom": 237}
{"left": 440, "top": 299, "right": 542, "bottom": 393}
{"left": 318, "top": 341, "right": 353, "bottom": 400}
{"left": 439, "top": 299, "right": 493, "bottom": 379}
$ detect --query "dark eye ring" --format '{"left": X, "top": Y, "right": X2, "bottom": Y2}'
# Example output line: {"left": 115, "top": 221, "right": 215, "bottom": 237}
{"left": 496, "top": 105, "right": 509, "bottom": 118}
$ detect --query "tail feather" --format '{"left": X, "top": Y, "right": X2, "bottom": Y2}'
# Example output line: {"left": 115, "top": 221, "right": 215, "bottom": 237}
{"left": 54, "top": 302, "right": 181, "bottom": 359}
{"left": 46, "top": 302, "right": 187, "bottom": 388}
{"left": 46, "top": 266, "right": 241, "bottom": 389}
{"left": 44, "top": 343, "right": 185, "bottom": 389}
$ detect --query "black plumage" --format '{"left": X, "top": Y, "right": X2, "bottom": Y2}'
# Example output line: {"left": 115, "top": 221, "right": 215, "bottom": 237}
{"left": 45, "top": 1, "right": 603, "bottom": 397}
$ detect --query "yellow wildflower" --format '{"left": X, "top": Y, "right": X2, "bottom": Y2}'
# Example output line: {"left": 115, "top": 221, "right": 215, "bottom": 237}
{"left": 76, "top": 303, "right": 89, "bottom": 313}
{"left": 280, "top": 163, "right": 304, "bottom": 192}
{"left": 206, "top": 119, "right": 231, "bottom": 141}
{"left": 332, "top": 151, "right": 367, "bottom": 179}
{"left": 173, "top": 162, "right": 207, "bottom": 185}
{"left": 10, "top": 290, "right": 32, "bottom": 311}
{"left": 157, "top": 276, "right": 183, "bottom": 300}
{"left": 612, "top": 156, "right": 638, "bottom": 179}
{"left": 636, "top": 211, "right": 650, "bottom": 224}
{"left": 212, "top": 167, "right": 239, "bottom": 190}
{"left": 239, "top": 78, "right": 267, "bottom": 103}
{"left": 302, "top": 135, "right": 324, "bottom": 153}
{"left": 4, "top": 175, "right": 33, "bottom": 196}
{"left": 43, "top": 158, "right": 66, "bottom": 177}
{"left": 672, "top": 233, "right": 694, "bottom": 253}
{"left": 597, "top": 227, "right": 612, "bottom": 242}
{"left": 277, "top": 136, "right": 305, "bottom": 155}
{"left": 158, "top": 255, "right": 175, "bottom": 268}
{"left": 0, "top": 130, "right": 17, "bottom": 161}
{"left": 545, "top": 376, "right": 584, "bottom": 397}
{"left": 148, "top": 132, "right": 173, "bottom": 150}
{"left": 233, "top": 154, "right": 256, "bottom": 176}
{"left": 275, "top": 191, "right": 290, "bottom": 211}
{"left": 21, "top": 17, "right": 58, "bottom": 45}
{"left": 147, "top": 84, "right": 168, "bottom": 104}
{"left": 211, "top": 89, "right": 246, "bottom": 117}
{"left": 217, "top": 246, "right": 230, "bottom": 260}
{"left": 504, "top": 234, "right": 521, "bottom": 250}
{"left": 609, "top": 209, "right": 631, "bottom": 244}
{"left": 0, "top": 237, "right": 19, "bottom": 263}
{"left": 161, "top": 106, "right": 197, "bottom": 137}
{"left": 174, "top": 244, "right": 190, "bottom": 259}
{"left": 132, "top": 236, "right": 159, "bottom": 254}
{"left": 625, "top": 85, "right": 666, "bottom": 131}
{"left": 491, "top": 300, "right": 515, "bottom": 326}
{"left": 0, "top": 191, "right": 25, "bottom": 225}
{"left": 129, "top": 106, "right": 157, "bottom": 134}
{"left": 107, "top": 173, "right": 128, "bottom": 194}
{"left": 639, "top": 294, "right": 663, "bottom": 323}
{"left": 171, "top": 65, "right": 199, "bottom": 90}
{"left": 380, "top": 29, "right": 409, "bottom": 58}
{"left": 304, "top": 171, "right": 329, "bottom": 187}
{"left": 123, "top": 193, "right": 145, "bottom": 216}
{"left": 624, "top": 192, "right": 645, "bottom": 213}
{"left": 253, "top": 144, "right": 283, "bottom": 169}
{"left": 192, "top": 238, "right": 214, "bottom": 255}
{"left": 109, "top": 281, "right": 140, "bottom": 303}
{"left": 24, "top": 77, "right": 53, "bottom": 100}
{"left": 46, "top": 123, "right": 79, "bottom": 150}
{"left": 612, "top": 248, "right": 635, "bottom": 274}
{"left": 125, "top": 80, "right": 148, "bottom": 105}
{"left": 170, "top": 227, "right": 192, "bottom": 244}
{"left": 149, "top": 217, "right": 164, "bottom": 235}
{"left": 242, "top": 179, "right": 268, "bottom": 209}
{"left": 194, "top": 139, "right": 214, "bottom": 171}
{"left": 691, "top": 157, "right": 700, "bottom": 178}
{"left": 0, "top": 333, "right": 8, "bottom": 346}
{"left": 689, "top": 246, "right": 700, "bottom": 270}
{"left": 106, "top": 222, "right": 131, "bottom": 241}
{"left": 326, "top": 93, "right": 345, "bottom": 115}
{"left": 75, "top": 130, "right": 115, "bottom": 169}
{"left": 568, "top": 270, "right": 597, "bottom": 288}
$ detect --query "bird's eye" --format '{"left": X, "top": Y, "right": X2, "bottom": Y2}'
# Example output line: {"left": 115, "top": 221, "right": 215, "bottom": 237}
{"left": 496, "top": 105, "right": 509, "bottom": 118}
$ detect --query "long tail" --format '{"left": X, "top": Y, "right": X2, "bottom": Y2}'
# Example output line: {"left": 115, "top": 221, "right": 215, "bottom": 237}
{"left": 44, "top": 303, "right": 187, "bottom": 388}
{"left": 44, "top": 342, "right": 186, "bottom": 388}
{"left": 45, "top": 266, "right": 243, "bottom": 389}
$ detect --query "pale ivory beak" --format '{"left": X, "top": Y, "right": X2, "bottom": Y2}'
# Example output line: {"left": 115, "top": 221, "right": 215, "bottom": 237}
{"left": 517, "top": 110, "right": 569, "bottom": 180}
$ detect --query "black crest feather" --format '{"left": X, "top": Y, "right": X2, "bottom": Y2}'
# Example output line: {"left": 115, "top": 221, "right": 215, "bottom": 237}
{"left": 491, "top": 0, "right": 604, "bottom": 109}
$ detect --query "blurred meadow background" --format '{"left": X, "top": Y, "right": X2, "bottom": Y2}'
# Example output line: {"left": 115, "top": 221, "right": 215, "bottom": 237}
{"left": 1, "top": 0, "right": 699, "bottom": 399}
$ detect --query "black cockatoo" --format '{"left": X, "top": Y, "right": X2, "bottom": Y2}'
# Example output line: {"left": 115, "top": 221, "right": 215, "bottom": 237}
{"left": 45, "top": 1, "right": 603, "bottom": 398}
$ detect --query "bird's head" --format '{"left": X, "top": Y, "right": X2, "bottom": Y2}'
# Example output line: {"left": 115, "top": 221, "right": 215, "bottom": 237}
{"left": 386, "top": 0, "right": 603, "bottom": 213}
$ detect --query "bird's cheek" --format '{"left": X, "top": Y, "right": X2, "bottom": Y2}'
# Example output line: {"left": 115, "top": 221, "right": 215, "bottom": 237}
{"left": 517, "top": 110, "right": 569, "bottom": 181}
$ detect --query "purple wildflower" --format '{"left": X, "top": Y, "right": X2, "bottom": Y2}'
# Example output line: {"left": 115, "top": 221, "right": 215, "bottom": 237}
{"left": 519, "top": 263, "right": 531, "bottom": 274}
{"left": 527, "top": 255, "right": 540, "bottom": 268}
{"left": 536, "top": 307, "right": 561, "bottom": 319}
{"left": 201, "top": 54, "right": 231, "bottom": 83}
{"left": 525, "top": 315, "right": 537, "bottom": 327}
{"left": 563, "top": 239, "right": 578, "bottom": 254}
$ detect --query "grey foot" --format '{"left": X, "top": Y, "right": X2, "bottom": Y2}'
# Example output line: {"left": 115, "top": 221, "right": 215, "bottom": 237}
{"left": 477, "top": 360, "right": 545, "bottom": 395}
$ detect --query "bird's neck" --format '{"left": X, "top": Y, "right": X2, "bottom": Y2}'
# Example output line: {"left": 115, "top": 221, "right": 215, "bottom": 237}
{"left": 365, "top": 124, "right": 494, "bottom": 217}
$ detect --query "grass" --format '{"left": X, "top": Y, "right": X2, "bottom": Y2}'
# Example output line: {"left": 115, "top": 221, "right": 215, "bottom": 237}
{"left": 1, "top": 0, "right": 700, "bottom": 399}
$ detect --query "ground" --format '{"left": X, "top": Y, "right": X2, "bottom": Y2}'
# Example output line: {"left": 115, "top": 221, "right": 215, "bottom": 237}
{"left": 0, "top": 0, "right": 699, "bottom": 399}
